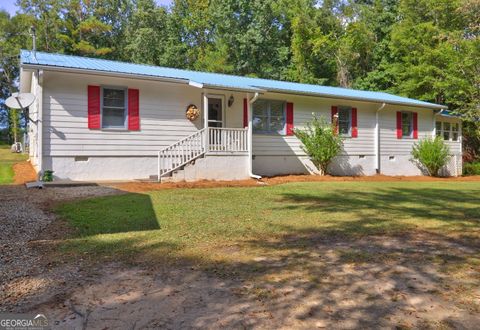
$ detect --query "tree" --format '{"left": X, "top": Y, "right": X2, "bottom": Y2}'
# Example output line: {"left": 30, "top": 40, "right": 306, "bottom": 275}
{"left": 0, "top": 10, "right": 32, "bottom": 143}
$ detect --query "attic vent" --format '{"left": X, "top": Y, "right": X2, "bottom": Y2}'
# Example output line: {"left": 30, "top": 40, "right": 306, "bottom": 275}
{"left": 75, "top": 156, "right": 89, "bottom": 162}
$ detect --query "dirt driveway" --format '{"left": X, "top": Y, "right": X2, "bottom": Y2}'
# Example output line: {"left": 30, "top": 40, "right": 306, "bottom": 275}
{"left": 1, "top": 183, "right": 479, "bottom": 329}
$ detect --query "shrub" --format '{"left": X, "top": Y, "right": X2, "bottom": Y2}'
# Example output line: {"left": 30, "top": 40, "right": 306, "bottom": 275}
{"left": 294, "top": 115, "right": 343, "bottom": 175}
{"left": 463, "top": 162, "right": 480, "bottom": 176}
{"left": 411, "top": 137, "right": 450, "bottom": 177}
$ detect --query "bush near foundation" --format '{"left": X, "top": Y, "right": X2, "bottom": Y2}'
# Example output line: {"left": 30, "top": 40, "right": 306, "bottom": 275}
{"left": 294, "top": 115, "right": 343, "bottom": 175}
{"left": 411, "top": 137, "right": 450, "bottom": 177}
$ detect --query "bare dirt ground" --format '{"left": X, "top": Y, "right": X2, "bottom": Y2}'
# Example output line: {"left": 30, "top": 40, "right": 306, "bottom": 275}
{"left": 1, "top": 168, "right": 480, "bottom": 328}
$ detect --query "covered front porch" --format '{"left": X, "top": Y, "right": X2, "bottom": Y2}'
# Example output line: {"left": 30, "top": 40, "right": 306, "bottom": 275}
{"left": 157, "top": 92, "right": 258, "bottom": 182}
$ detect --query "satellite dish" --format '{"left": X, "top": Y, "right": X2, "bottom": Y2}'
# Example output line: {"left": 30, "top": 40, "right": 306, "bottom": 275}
{"left": 5, "top": 92, "right": 35, "bottom": 109}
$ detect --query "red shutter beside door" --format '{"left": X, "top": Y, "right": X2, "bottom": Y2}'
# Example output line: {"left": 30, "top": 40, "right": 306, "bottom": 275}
{"left": 413, "top": 112, "right": 418, "bottom": 139}
{"left": 396, "top": 111, "right": 403, "bottom": 139}
{"left": 128, "top": 88, "right": 140, "bottom": 130}
{"left": 286, "top": 102, "right": 294, "bottom": 136}
{"left": 351, "top": 107, "right": 358, "bottom": 138}
{"left": 88, "top": 85, "right": 101, "bottom": 129}
{"left": 243, "top": 98, "right": 248, "bottom": 128}
{"left": 331, "top": 106, "right": 338, "bottom": 134}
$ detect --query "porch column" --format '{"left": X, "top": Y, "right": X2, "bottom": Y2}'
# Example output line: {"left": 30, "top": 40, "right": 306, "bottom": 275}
{"left": 246, "top": 92, "right": 260, "bottom": 178}
{"left": 203, "top": 92, "right": 208, "bottom": 151}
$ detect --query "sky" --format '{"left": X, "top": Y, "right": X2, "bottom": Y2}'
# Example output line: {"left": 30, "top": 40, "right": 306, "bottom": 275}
{"left": 0, "top": 0, "right": 173, "bottom": 16}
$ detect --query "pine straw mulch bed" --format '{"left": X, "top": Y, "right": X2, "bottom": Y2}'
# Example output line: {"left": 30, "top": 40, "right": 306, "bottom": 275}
{"left": 13, "top": 161, "right": 37, "bottom": 184}
{"left": 112, "top": 174, "right": 480, "bottom": 193}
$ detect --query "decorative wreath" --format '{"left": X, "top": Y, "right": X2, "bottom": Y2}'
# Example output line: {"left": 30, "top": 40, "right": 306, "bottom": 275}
{"left": 186, "top": 104, "right": 200, "bottom": 121}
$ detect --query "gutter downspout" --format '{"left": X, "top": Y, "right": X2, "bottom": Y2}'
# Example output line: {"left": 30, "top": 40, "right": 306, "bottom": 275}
{"left": 375, "top": 103, "right": 386, "bottom": 174}
{"left": 36, "top": 70, "right": 44, "bottom": 179}
{"left": 248, "top": 92, "right": 261, "bottom": 179}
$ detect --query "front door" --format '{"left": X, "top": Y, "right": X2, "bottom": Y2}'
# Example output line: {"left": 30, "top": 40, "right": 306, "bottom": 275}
{"left": 207, "top": 97, "right": 223, "bottom": 128}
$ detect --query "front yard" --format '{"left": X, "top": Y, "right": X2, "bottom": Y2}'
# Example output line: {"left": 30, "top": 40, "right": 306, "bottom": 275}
{"left": 49, "top": 181, "right": 480, "bottom": 328}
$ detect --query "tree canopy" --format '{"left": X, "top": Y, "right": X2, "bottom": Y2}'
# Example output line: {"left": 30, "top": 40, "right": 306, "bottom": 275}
{"left": 1, "top": 0, "right": 479, "bottom": 155}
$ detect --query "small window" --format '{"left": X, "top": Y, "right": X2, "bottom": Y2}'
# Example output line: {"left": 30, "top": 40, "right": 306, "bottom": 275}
{"left": 253, "top": 100, "right": 286, "bottom": 134}
{"left": 452, "top": 123, "right": 459, "bottom": 141}
{"left": 402, "top": 112, "right": 413, "bottom": 137}
{"left": 435, "top": 121, "right": 442, "bottom": 137}
{"left": 338, "top": 106, "right": 352, "bottom": 137}
{"left": 102, "top": 87, "right": 127, "bottom": 128}
{"left": 443, "top": 122, "right": 451, "bottom": 141}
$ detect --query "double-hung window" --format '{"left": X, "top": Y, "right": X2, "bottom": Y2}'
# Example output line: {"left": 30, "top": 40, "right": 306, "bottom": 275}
{"left": 338, "top": 106, "right": 352, "bottom": 136}
{"left": 102, "top": 87, "right": 127, "bottom": 129}
{"left": 401, "top": 111, "right": 413, "bottom": 138}
{"left": 253, "top": 100, "right": 286, "bottom": 135}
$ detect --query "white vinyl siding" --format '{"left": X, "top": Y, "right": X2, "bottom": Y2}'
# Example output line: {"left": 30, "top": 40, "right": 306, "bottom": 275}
{"left": 41, "top": 71, "right": 246, "bottom": 157}
{"left": 253, "top": 94, "right": 376, "bottom": 157}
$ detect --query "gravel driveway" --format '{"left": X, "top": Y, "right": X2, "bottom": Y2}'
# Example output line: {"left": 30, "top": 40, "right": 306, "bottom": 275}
{"left": 0, "top": 184, "right": 122, "bottom": 310}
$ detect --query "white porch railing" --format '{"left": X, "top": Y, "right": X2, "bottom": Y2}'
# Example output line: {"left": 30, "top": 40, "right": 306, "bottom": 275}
{"left": 157, "top": 127, "right": 248, "bottom": 181}
{"left": 208, "top": 127, "right": 248, "bottom": 152}
{"left": 157, "top": 128, "right": 206, "bottom": 181}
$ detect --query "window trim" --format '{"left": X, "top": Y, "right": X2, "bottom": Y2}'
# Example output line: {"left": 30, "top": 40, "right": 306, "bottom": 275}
{"left": 101, "top": 86, "right": 128, "bottom": 130}
{"left": 252, "top": 99, "right": 287, "bottom": 135}
{"left": 436, "top": 120, "right": 461, "bottom": 142}
{"left": 401, "top": 111, "right": 414, "bottom": 138}
{"left": 337, "top": 105, "right": 352, "bottom": 138}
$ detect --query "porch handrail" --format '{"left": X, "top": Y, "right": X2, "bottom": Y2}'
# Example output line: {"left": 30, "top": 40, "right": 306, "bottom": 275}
{"left": 157, "top": 127, "right": 249, "bottom": 182}
{"left": 157, "top": 128, "right": 206, "bottom": 181}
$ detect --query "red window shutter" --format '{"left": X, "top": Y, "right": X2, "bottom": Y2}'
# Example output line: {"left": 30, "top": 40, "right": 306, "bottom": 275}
{"left": 88, "top": 85, "right": 101, "bottom": 129}
{"left": 243, "top": 98, "right": 248, "bottom": 128}
{"left": 128, "top": 89, "right": 140, "bottom": 130}
{"left": 286, "top": 102, "right": 294, "bottom": 136}
{"left": 331, "top": 106, "right": 338, "bottom": 134}
{"left": 351, "top": 107, "right": 358, "bottom": 138}
{"left": 396, "top": 111, "right": 402, "bottom": 139}
{"left": 413, "top": 112, "right": 418, "bottom": 139}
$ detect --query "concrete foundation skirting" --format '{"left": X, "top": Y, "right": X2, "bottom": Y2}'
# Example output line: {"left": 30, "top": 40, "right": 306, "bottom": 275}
{"left": 44, "top": 154, "right": 251, "bottom": 182}
{"left": 253, "top": 155, "right": 377, "bottom": 177}
{"left": 44, "top": 156, "right": 158, "bottom": 181}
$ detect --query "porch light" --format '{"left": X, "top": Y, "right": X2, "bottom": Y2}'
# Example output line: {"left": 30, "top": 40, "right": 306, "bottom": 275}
{"left": 228, "top": 95, "right": 234, "bottom": 107}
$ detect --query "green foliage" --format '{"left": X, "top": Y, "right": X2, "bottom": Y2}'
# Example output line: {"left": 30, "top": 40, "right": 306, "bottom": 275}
{"left": 463, "top": 162, "right": 480, "bottom": 176}
{"left": 294, "top": 115, "right": 343, "bottom": 175}
{"left": 1, "top": 0, "right": 479, "bottom": 155}
{"left": 411, "top": 137, "right": 451, "bottom": 177}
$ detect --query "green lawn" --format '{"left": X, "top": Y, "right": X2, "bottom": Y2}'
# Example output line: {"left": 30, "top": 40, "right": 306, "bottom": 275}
{"left": 0, "top": 143, "right": 28, "bottom": 184}
{"left": 57, "top": 181, "right": 480, "bottom": 265}
{"left": 55, "top": 181, "right": 480, "bottom": 319}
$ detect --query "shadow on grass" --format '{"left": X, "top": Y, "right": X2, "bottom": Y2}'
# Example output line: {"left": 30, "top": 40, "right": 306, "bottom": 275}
{"left": 55, "top": 192, "right": 160, "bottom": 236}
{"left": 13, "top": 183, "right": 480, "bottom": 328}
{"left": 274, "top": 186, "right": 480, "bottom": 233}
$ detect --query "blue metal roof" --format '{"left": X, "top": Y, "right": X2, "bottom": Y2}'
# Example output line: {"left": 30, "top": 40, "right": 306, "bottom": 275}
{"left": 20, "top": 50, "right": 446, "bottom": 109}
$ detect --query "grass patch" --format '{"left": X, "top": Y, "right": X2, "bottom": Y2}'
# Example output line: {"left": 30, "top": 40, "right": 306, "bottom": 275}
{"left": 0, "top": 144, "right": 27, "bottom": 184}
{"left": 56, "top": 181, "right": 480, "bottom": 265}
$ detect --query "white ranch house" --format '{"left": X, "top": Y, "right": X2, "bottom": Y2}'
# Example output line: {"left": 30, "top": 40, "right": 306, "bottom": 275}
{"left": 19, "top": 50, "right": 462, "bottom": 182}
